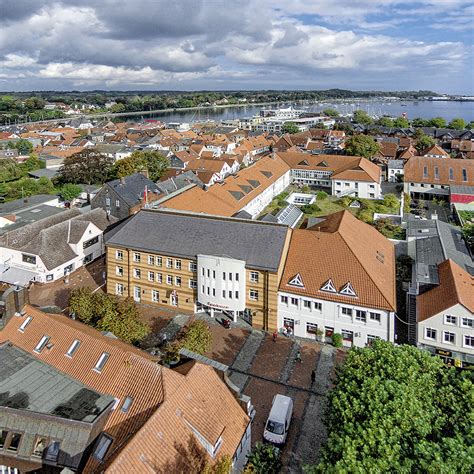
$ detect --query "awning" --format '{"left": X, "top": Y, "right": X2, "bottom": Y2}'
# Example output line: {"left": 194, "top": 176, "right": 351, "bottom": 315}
{"left": 425, "top": 188, "right": 450, "bottom": 196}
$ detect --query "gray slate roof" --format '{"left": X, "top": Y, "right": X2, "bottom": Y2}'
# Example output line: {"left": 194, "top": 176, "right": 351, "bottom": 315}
{"left": 0, "top": 194, "right": 59, "bottom": 215}
{"left": 156, "top": 171, "right": 204, "bottom": 195}
{"left": 105, "top": 173, "right": 160, "bottom": 207}
{"left": 106, "top": 209, "right": 289, "bottom": 271}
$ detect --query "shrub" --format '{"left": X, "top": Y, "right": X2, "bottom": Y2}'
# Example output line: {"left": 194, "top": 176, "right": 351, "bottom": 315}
{"left": 316, "top": 190, "right": 328, "bottom": 200}
{"left": 244, "top": 442, "right": 282, "bottom": 474}
{"left": 358, "top": 209, "right": 373, "bottom": 223}
{"left": 178, "top": 320, "right": 213, "bottom": 355}
{"left": 332, "top": 333, "right": 343, "bottom": 347}
{"left": 301, "top": 203, "right": 321, "bottom": 214}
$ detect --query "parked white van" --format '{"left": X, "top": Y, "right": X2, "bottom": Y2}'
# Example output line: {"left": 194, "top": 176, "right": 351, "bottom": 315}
{"left": 263, "top": 394, "right": 294, "bottom": 445}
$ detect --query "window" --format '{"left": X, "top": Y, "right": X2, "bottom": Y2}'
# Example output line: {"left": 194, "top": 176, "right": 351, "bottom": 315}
{"left": 229, "top": 273, "right": 233, "bottom": 281}
{"left": 222, "top": 272, "right": 226, "bottom": 281}
{"left": 167, "top": 275, "right": 173, "bottom": 285}
{"left": 425, "top": 328, "right": 437, "bottom": 340}
{"left": 284, "top": 317, "right": 294, "bottom": 329}
{"left": 444, "top": 315, "right": 457, "bottom": 325}
{"left": 303, "top": 300, "right": 311, "bottom": 309}
{"left": 443, "top": 331, "right": 455, "bottom": 344}
{"left": 148, "top": 255, "right": 155, "bottom": 265}
{"left": 249, "top": 289, "right": 258, "bottom": 301}
{"left": 341, "top": 330, "right": 353, "bottom": 342}
{"left": 314, "top": 302, "right": 322, "bottom": 311}
{"left": 156, "top": 273, "right": 162, "bottom": 283}
{"left": 94, "top": 352, "right": 110, "bottom": 372}
{"left": 367, "top": 335, "right": 378, "bottom": 346}
{"left": 34, "top": 335, "right": 50, "bottom": 353}
{"left": 175, "top": 276, "right": 181, "bottom": 287}
{"left": 306, "top": 322, "right": 318, "bottom": 334}
{"left": 116, "top": 266, "right": 123, "bottom": 277}
{"left": 156, "top": 256, "right": 162, "bottom": 267}
{"left": 19, "top": 316, "right": 33, "bottom": 332}
{"left": 32, "top": 437, "right": 47, "bottom": 457}
{"left": 290, "top": 297, "right": 298, "bottom": 306}
{"left": 461, "top": 317, "right": 474, "bottom": 328}
{"left": 250, "top": 271, "right": 259, "bottom": 283}
{"left": 213, "top": 270, "right": 216, "bottom": 278}
{"left": 222, "top": 290, "right": 226, "bottom": 298}
{"left": 464, "top": 335, "right": 474, "bottom": 348}
{"left": 341, "top": 307, "right": 352, "bottom": 316}
{"left": 236, "top": 273, "right": 239, "bottom": 281}
{"left": 434, "top": 167, "right": 439, "bottom": 180}
{"left": 228, "top": 291, "right": 233, "bottom": 299}
{"left": 369, "top": 312, "right": 381, "bottom": 322}
{"left": 166, "top": 258, "right": 172, "bottom": 268}
{"left": 121, "top": 397, "right": 133, "bottom": 413}
{"left": 189, "top": 261, "right": 197, "bottom": 272}
{"left": 280, "top": 295, "right": 288, "bottom": 304}
{"left": 22, "top": 254, "right": 36, "bottom": 264}
{"left": 235, "top": 291, "right": 239, "bottom": 299}
{"left": 105, "top": 197, "right": 111, "bottom": 206}
{"left": 147, "top": 271, "right": 154, "bottom": 282}
{"left": 44, "top": 441, "right": 60, "bottom": 462}
{"left": 369, "top": 193, "right": 375, "bottom": 198}
{"left": 152, "top": 290, "right": 159, "bottom": 302}
{"left": 462, "top": 168, "right": 468, "bottom": 181}
{"left": 133, "top": 268, "right": 141, "bottom": 279}
{"left": 325, "top": 326, "right": 334, "bottom": 337}
{"left": 133, "top": 253, "right": 141, "bottom": 263}
{"left": 189, "top": 279, "right": 197, "bottom": 289}
{"left": 115, "top": 199, "right": 120, "bottom": 208}
{"left": 423, "top": 166, "right": 428, "bottom": 178}
{"left": 93, "top": 434, "right": 113, "bottom": 462}
{"left": 116, "top": 250, "right": 123, "bottom": 260}
{"left": 213, "top": 288, "right": 216, "bottom": 297}
{"left": 83, "top": 236, "right": 99, "bottom": 249}
{"left": 115, "top": 283, "right": 124, "bottom": 296}
{"left": 355, "top": 310, "right": 367, "bottom": 322}
{"left": 0, "top": 430, "right": 8, "bottom": 448}
{"left": 175, "top": 260, "right": 181, "bottom": 270}
{"left": 134, "top": 286, "right": 141, "bottom": 302}
{"left": 449, "top": 167, "right": 454, "bottom": 180}
{"left": 66, "top": 340, "right": 81, "bottom": 357}
{"left": 7, "top": 433, "right": 21, "bottom": 452}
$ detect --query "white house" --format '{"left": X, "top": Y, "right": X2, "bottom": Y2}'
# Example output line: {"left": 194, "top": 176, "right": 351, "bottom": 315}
{"left": 277, "top": 210, "right": 396, "bottom": 347}
{"left": 387, "top": 159, "right": 404, "bottom": 182}
{"left": 0, "top": 208, "right": 116, "bottom": 285}
{"left": 417, "top": 259, "right": 474, "bottom": 369}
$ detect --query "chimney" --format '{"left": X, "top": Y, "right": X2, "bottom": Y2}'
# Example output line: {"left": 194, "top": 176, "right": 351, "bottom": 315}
{"left": 140, "top": 169, "right": 149, "bottom": 179}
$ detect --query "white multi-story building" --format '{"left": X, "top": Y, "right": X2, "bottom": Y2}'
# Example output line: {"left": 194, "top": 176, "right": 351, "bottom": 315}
{"left": 277, "top": 210, "right": 396, "bottom": 347}
{"left": 417, "top": 259, "right": 474, "bottom": 369}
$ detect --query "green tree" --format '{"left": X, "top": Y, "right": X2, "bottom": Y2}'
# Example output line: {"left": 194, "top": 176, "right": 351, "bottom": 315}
{"left": 69, "top": 287, "right": 97, "bottom": 324}
{"left": 282, "top": 122, "right": 300, "bottom": 134}
{"left": 323, "top": 108, "right": 339, "bottom": 117}
{"left": 383, "top": 193, "right": 399, "bottom": 210}
{"left": 14, "top": 138, "right": 34, "bottom": 156}
{"left": 462, "top": 223, "right": 474, "bottom": 250}
{"left": 467, "top": 120, "right": 474, "bottom": 129}
{"left": 244, "top": 442, "right": 281, "bottom": 474}
{"left": 114, "top": 150, "right": 169, "bottom": 181}
{"left": 310, "top": 340, "right": 474, "bottom": 473}
{"left": 376, "top": 117, "right": 394, "bottom": 127}
{"left": 429, "top": 116, "right": 447, "bottom": 128}
{"left": 178, "top": 320, "right": 212, "bottom": 355}
{"left": 412, "top": 117, "right": 428, "bottom": 127}
{"left": 352, "top": 110, "right": 373, "bottom": 125}
{"left": 345, "top": 134, "right": 380, "bottom": 159}
{"left": 36, "top": 176, "right": 55, "bottom": 194}
{"left": 331, "top": 333, "right": 343, "bottom": 347}
{"left": 415, "top": 134, "right": 436, "bottom": 153}
{"left": 448, "top": 117, "right": 466, "bottom": 130}
{"left": 358, "top": 209, "right": 373, "bottom": 223}
{"left": 23, "top": 153, "right": 44, "bottom": 171}
{"left": 393, "top": 116, "right": 410, "bottom": 128}
{"left": 61, "top": 183, "right": 82, "bottom": 202}
{"left": 316, "top": 191, "right": 328, "bottom": 200}
{"left": 59, "top": 149, "right": 115, "bottom": 185}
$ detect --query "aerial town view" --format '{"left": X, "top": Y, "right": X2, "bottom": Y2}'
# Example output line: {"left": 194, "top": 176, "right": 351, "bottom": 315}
{"left": 0, "top": 1, "right": 473, "bottom": 473}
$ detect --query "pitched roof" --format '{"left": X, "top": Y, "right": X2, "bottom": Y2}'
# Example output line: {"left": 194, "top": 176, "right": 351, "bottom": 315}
{"left": 106, "top": 362, "right": 249, "bottom": 471}
{"left": 105, "top": 173, "right": 160, "bottom": 207}
{"left": 106, "top": 209, "right": 290, "bottom": 272}
{"left": 417, "top": 259, "right": 474, "bottom": 321}
{"left": 279, "top": 211, "right": 396, "bottom": 311}
{"left": 161, "top": 154, "right": 290, "bottom": 216}
{"left": 422, "top": 144, "right": 449, "bottom": 157}
{"left": 0, "top": 306, "right": 165, "bottom": 472}
{"left": 404, "top": 157, "right": 474, "bottom": 186}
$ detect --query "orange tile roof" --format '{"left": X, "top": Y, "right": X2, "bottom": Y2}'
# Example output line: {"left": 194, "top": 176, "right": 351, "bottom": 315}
{"left": 422, "top": 144, "right": 449, "bottom": 157}
{"left": 106, "top": 362, "right": 249, "bottom": 472}
{"left": 404, "top": 156, "right": 474, "bottom": 186}
{"left": 161, "top": 154, "right": 290, "bottom": 216}
{"left": 280, "top": 211, "right": 396, "bottom": 311}
{"left": 40, "top": 146, "right": 85, "bottom": 158}
{"left": 0, "top": 305, "right": 164, "bottom": 472}
{"left": 417, "top": 259, "right": 474, "bottom": 322}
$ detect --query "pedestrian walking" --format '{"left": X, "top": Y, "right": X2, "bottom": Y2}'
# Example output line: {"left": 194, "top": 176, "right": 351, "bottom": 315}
{"left": 295, "top": 349, "right": 302, "bottom": 363}
{"left": 311, "top": 369, "right": 316, "bottom": 384}
{"left": 272, "top": 331, "right": 278, "bottom": 343}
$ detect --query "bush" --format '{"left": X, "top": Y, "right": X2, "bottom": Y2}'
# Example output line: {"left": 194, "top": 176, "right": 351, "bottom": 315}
{"left": 340, "top": 196, "right": 352, "bottom": 208}
{"left": 358, "top": 209, "right": 373, "bottom": 223}
{"left": 403, "top": 192, "right": 411, "bottom": 213}
{"left": 383, "top": 193, "right": 399, "bottom": 210}
{"left": 244, "top": 442, "right": 282, "bottom": 474}
{"left": 301, "top": 203, "right": 321, "bottom": 214}
{"left": 332, "top": 333, "right": 343, "bottom": 347}
{"left": 316, "top": 191, "right": 328, "bottom": 200}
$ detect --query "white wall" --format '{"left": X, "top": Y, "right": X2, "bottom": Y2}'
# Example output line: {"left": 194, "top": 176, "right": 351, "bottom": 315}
{"left": 278, "top": 291, "right": 394, "bottom": 347}
{"left": 332, "top": 180, "right": 382, "bottom": 199}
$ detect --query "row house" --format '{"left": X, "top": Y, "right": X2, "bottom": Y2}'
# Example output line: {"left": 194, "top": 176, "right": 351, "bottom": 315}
{"left": 278, "top": 211, "right": 396, "bottom": 347}
{"left": 105, "top": 209, "right": 292, "bottom": 330}
{"left": 278, "top": 151, "right": 382, "bottom": 199}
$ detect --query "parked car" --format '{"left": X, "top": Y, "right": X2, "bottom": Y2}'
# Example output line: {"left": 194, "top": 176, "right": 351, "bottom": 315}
{"left": 263, "top": 394, "right": 293, "bottom": 445}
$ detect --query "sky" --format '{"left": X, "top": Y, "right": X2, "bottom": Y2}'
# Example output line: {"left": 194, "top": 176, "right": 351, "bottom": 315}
{"left": 0, "top": 0, "right": 473, "bottom": 93}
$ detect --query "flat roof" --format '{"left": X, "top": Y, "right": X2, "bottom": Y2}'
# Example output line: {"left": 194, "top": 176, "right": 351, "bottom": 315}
{"left": 106, "top": 209, "right": 289, "bottom": 272}
{"left": 0, "top": 343, "right": 113, "bottom": 422}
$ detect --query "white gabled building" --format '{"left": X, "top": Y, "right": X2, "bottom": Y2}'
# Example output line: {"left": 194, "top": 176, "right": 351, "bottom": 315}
{"left": 417, "top": 259, "right": 474, "bottom": 369}
{"left": 277, "top": 211, "right": 396, "bottom": 347}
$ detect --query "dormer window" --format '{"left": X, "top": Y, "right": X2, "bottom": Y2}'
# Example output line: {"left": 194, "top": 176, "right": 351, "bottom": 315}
{"left": 339, "top": 282, "right": 357, "bottom": 297}
{"left": 288, "top": 273, "right": 304, "bottom": 288}
{"left": 34, "top": 335, "right": 50, "bottom": 353}
{"left": 19, "top": 316, "right": 33, "bottom": 332}
{"left": 94, "top": 352, "right": 110, "bottom": 372}
{"left": 320, "top": 279, "right": 336, "bottom": 293}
